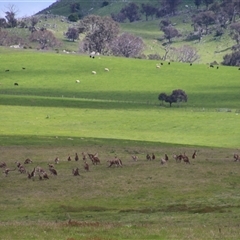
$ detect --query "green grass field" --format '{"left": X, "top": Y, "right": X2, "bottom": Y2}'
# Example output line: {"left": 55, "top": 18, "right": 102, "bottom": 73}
{"left": 1, "top": 49, "right": 240, "bottom": 239}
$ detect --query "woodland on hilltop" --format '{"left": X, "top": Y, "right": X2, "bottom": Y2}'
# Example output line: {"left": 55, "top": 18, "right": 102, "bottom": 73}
{"left": 0, "top": 0, "right": 240, "bottom": 65}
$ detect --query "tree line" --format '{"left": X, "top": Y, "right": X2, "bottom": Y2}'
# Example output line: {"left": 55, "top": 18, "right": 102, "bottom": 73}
{"left": 0, "top": 1, "right": 240, "bottom": 65}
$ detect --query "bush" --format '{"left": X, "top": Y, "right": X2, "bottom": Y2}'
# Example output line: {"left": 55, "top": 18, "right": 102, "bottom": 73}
{"left": 222, "top": 51, "right": 240, "bottom": 66}
{"left": 68, "top": 13, "right": 79, "bottom": 22}
{"left": 148, "top": 54, "right": 161, "bottom": 60}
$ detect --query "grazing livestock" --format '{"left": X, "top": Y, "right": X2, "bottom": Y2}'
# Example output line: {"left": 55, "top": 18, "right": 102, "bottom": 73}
{"left": 84, "top": 162, "right": 89, "bottom": 171}
{"left": 3, "top": 168, "right": 16, "bottom": 176}
{"left": 131, "top": 155, "right": 138, "bottom": 161}
{"left": 49, "top": 167, "right": 57, "bottom": 176}
{"left": 55, "top": 157, "right": 60, "bottom": 164}
{"left": 146, "top": 154, "right": 152, "bottom": 161}
{"left": 5, "top": 69, "right": 9, "bottom": 72}
{"left": 168, "top": 62, "right": 171, "bottom": 65}
{"left": 108, "top": 157, "right": 122, "bottom": 167}
{"left": 210, "top": 64, "right": 214, "bottom": 68}
{"left": 192, "top": 150, "right": 197, "bottom": 159}
{"left": 90, "top": 51, "right": 96, "bottom": 58}
{"left": 27, "top": 168, "right": 36, "bottom": 179}
{"left": 22, "top": 67, "right": 26, "bottom": 70}
{"left": 76, "top": 80, "right": 80, "bottom": 83}
{"left": 104, "top": 68, "right": 109, "bottom": 71}
{"left": 92, "top": 71, "right": 96, "bottom": 74}
{"left": 160, "top": 63, "right": 163, "bottom": 65}
{"left": 152, "top": 153, "right": 156, "bottom": 160}
{"left": 173, "top": 154, "right": 184, "bottom": 162}
{"left": 88, "top": 153, "right": 100, "bottom": 165}
{"left": 14, "top": 83, "right": 19, "bottom": 86}
{"left": 75, "top": 153, "right": 79, "bottom": 161}
{"left": 82, "top": 152, "right": 87, "bottom": 161}
{"left": 67, "top": 155, "right": 72, "bottom": 161}
{"left": 24, "top": 158, "right": 32, "bottom": 164}
{"left": 0, "top": 162, "right": 7, "bottom": 168}
{"left": 190, "top": 63, "right": 192, "bottom": 66}
{"left": 165, "top": 154, "right": 169, "bottom": 161}
{"left": 183, "top": 153, "right": 190, "bottom": 164}
{"left": 233, "top": 154, "right": 239, "bottom": 162}
{"left": 160, "top": 158, "right": 167, "bottom": 165}
{"left": 72, "top": 167, "right": 80, "bottom": 176}
{"left": 156, "top": 64, "right": 161, "bottom": 69}
{"left": 39, "top": 171, "right": 49, "bottom": 180}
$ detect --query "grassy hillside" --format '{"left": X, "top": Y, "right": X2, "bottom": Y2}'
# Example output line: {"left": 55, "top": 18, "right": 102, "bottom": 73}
{"left": 0, "top": 49, "right": 239, "bottom": 148}
{"left": 30, "top": 0, "right": 235, "bottom": 65}
{"left": 1, "top": 49, "right": 240, "bottom": 240}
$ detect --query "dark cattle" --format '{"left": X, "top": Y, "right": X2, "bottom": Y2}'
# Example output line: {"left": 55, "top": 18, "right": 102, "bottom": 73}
{"left": 5, "top": 69, "right": 9, "bottom": 72}
{"left": 168, "top": 62, "right": 171, "bottom": 65}
{"left": 210, "top": 64, "right": 214, "bottom": 68}
{"left": 161, "top": 63, "right": 163, "bottom": 65}
{"left": 190, "top": 63, "right": 192, "bottom": 66}
{"left": 14, "top": 83, "right": 18, "bottom": 86}
{"left": 22, "top": 67, "right": 26, "bottom": 70}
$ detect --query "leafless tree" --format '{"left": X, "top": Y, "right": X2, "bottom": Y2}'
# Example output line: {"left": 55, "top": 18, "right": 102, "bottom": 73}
{"left": 110, "top": 33, "right": 144, "bottom": 58}
{"left": 4, "top": 4, "right": 18, "bottom": 28}
{"left": 168, "top": 45, "right": 200, "bottom": 63}
{"left": 79, "top": 15, "right": 119, "bottom": 54}
{"left": 29, "top": 29, "right": 61, "bottom": 50}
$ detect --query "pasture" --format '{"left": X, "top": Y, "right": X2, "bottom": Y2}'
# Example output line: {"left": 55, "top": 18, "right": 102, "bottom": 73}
{"left": 0, "top": 48, "right": 240, "bottom": 239}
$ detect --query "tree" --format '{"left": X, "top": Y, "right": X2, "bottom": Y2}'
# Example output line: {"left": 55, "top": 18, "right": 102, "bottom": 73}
{"left": 29, "top": 29, "right": 60, "bottom": 50}
{"left": 110, "top": 33, "right": 144, "bottom": 58}
{"left": 158, "top": 89, "right": 187, "bottom": 107}
{"left": 68, "top": 13, "right": 79, "bottom": 22}
{"left": 161, "top": 0, "right": 181, "bottom": 15}
{"left": 158, "top": 93, "right": 167, "bottom": 105}
{"left": 168, "top": 45, "right": 200, "bottom": 63}
{"left": 70, "top": 3, "right": 80, "bottom": 13}
{"left": 79, "top": 15, "right": 119, "bottom": 54}
{"left": 220, "top": 0, "right": 240, "bottom": 23}
{"left": 111, "top": 12, "right": 126, "bottom": 23}
{"left": 203, "top": 0, "right": 214, "bottom": 9}
{"left": 222, "top": 51, "right": 240, "bottom": 66}
{"left": 66, "top": 27, "right": 79, "bottom": 42}
{"left": 192, "top": 11, "right": 216, "bottom": 33}
{"left": 29, "top": 16, "right": 39, "bottom": 33}
{"left": 0, "top": 18, "right": 7, "bottom": 28}
{"left": 194, "top": 0, "right": 202, "bottom": 9}
{"left": 161, "top": 26, "right": 180, "bottom": 42}
{"left": 230, "top": 22, "right": 240, "bottom": 45}
{"left": 141, "top": 4, "right": 157, "bottom": 21}
{"left": 120, "top": 3, "right": 140, "bottom": 23}
{"left": 4, "top": 4, "right": 18, "bottom": 28}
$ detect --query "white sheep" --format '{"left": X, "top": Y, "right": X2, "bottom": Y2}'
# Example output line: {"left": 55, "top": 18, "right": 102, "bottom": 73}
{"left": 76, "top": 80, "right": 80, "bottom": 83}
{"left": 104, "top": 68, "right": 109, "bottom": 72}
{"left": 92, "top": 71, "right": 96, "bottom": 74}
{"left": 90, "top": 51, "right": 96, "bottom": 58}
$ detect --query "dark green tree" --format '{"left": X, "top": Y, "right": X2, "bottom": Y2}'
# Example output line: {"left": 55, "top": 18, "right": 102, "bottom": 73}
{"left": 120, "top": 3, "right": 140, "bottom": 22}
